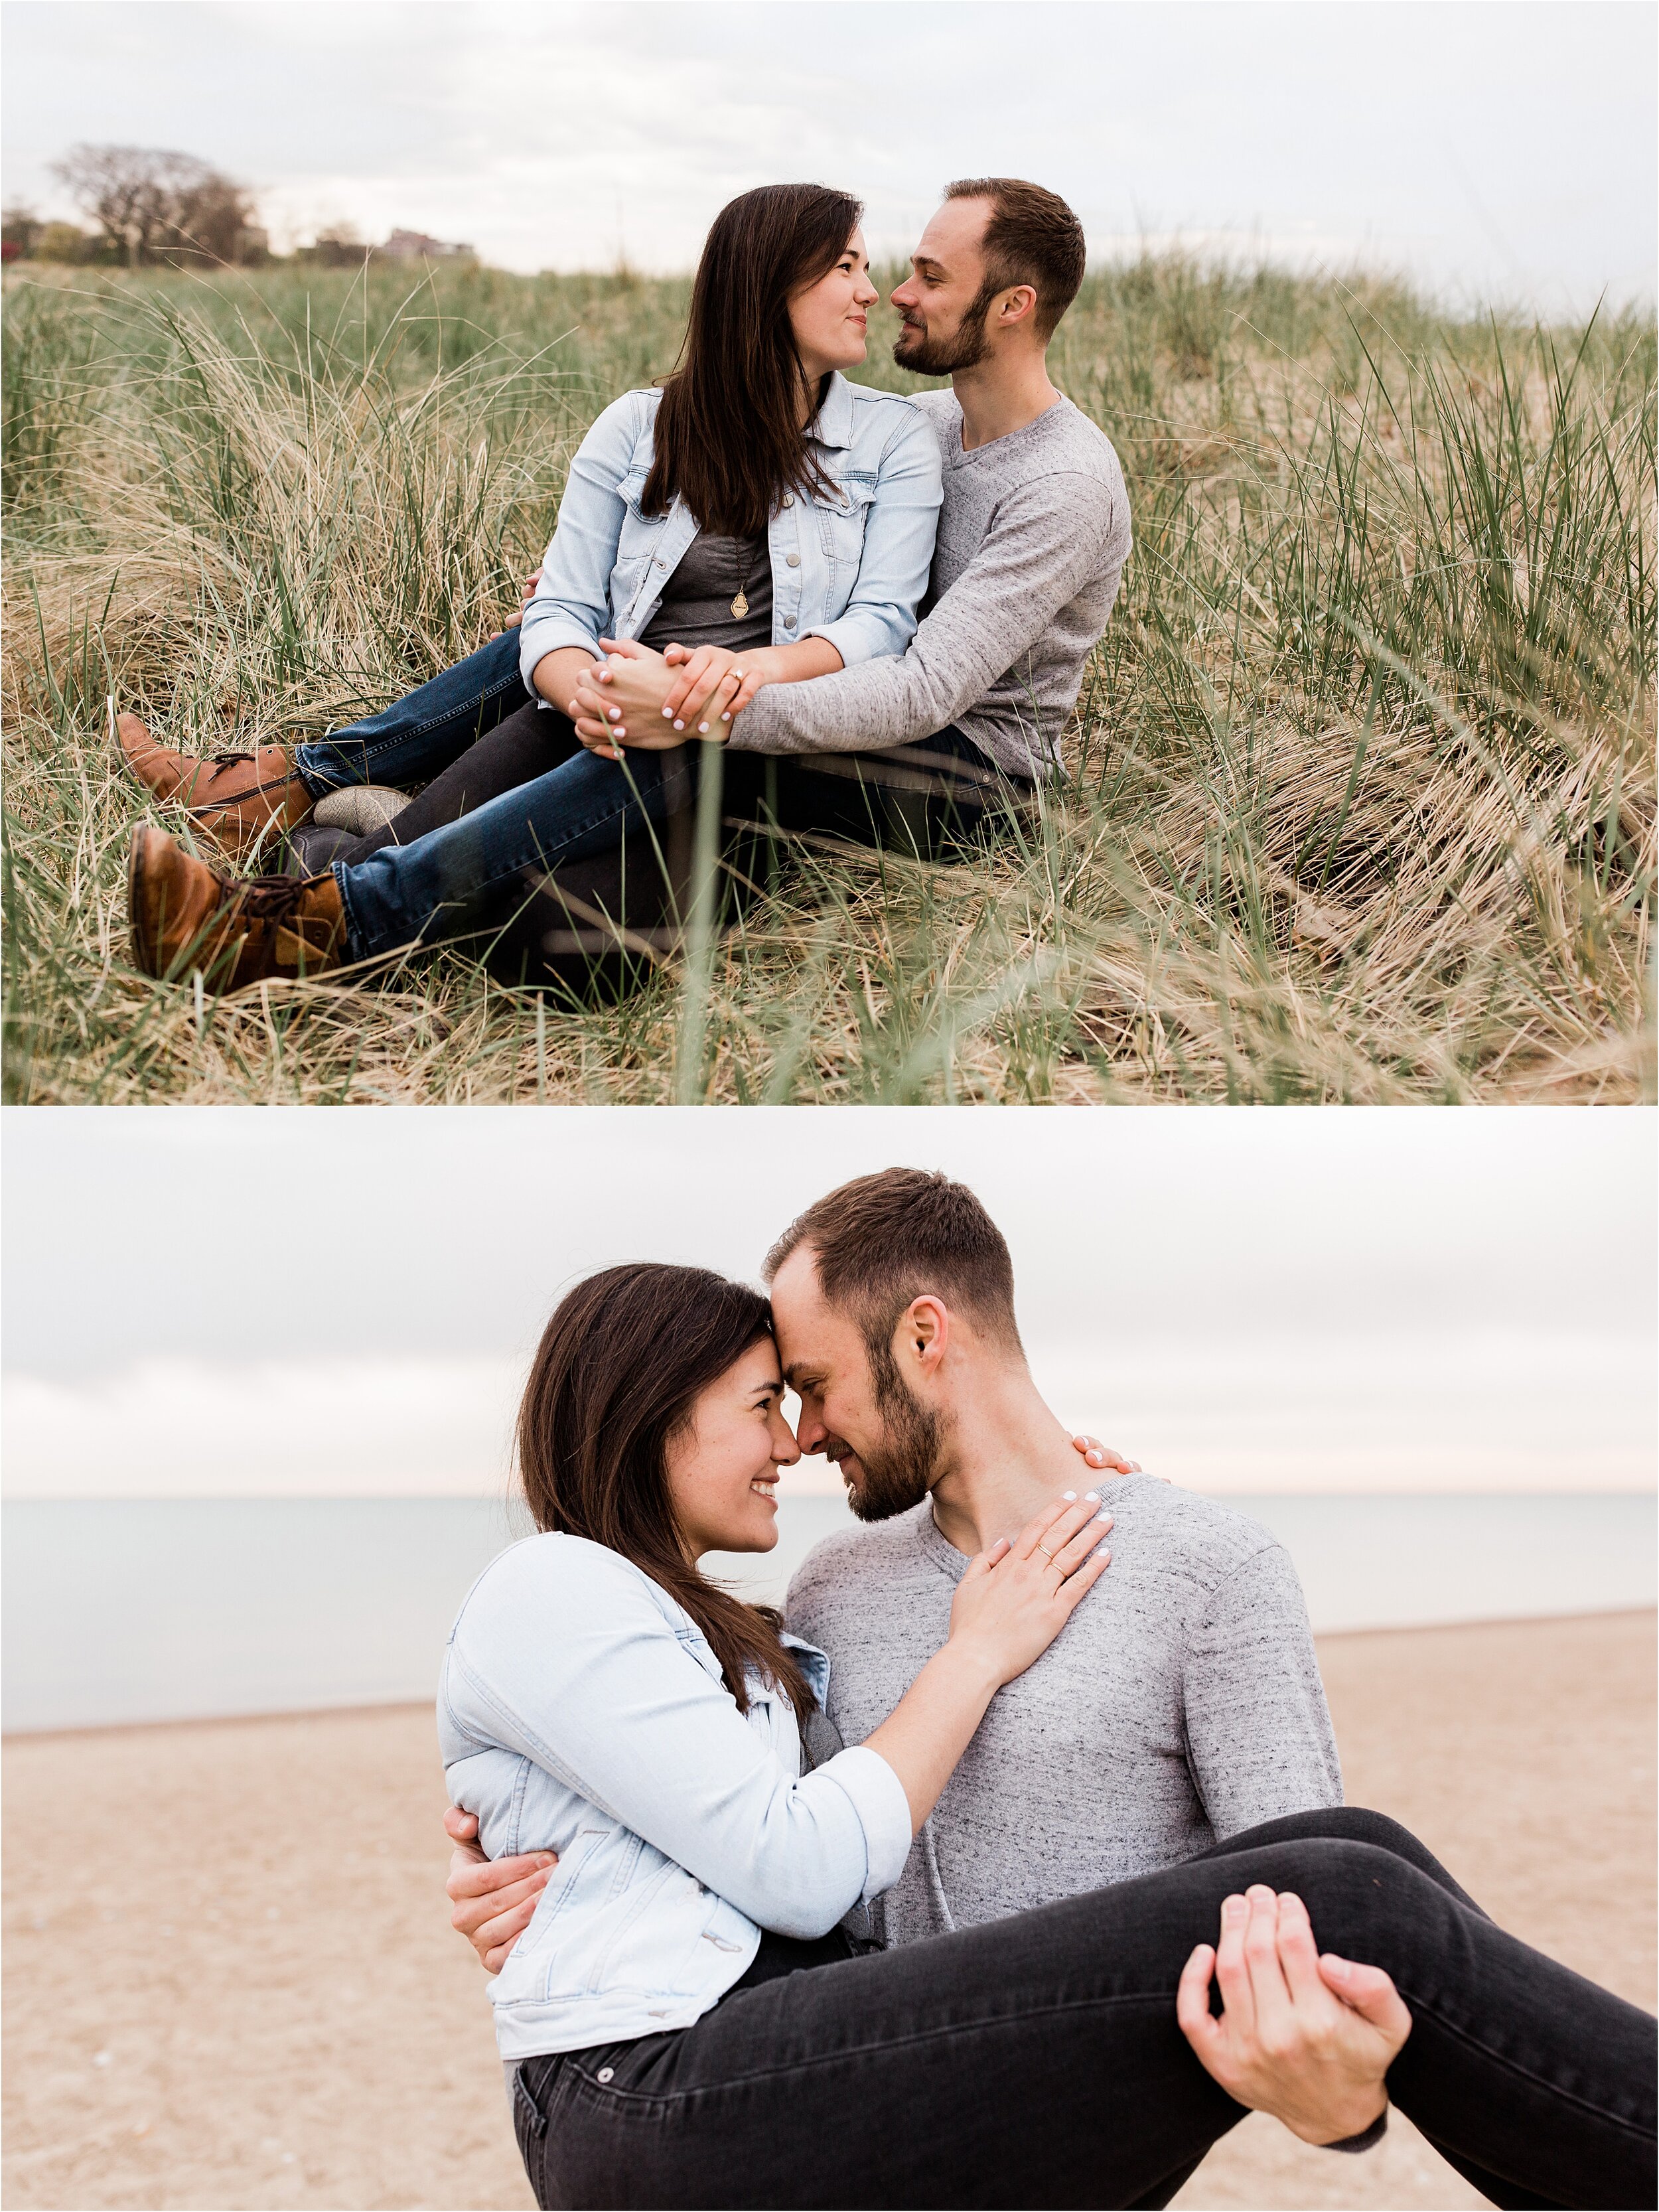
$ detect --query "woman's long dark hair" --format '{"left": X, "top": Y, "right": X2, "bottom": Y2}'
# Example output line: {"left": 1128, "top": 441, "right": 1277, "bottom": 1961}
{"left": 518, "top": 1264, "right": 816, "bottom": 1719}
{"left": 642, "top": 183, "right": 863, "bottom": 540}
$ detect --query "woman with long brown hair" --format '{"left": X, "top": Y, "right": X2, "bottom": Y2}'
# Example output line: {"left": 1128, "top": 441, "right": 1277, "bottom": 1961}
{"left": 440, "top": 1263, "right": 1654, "bottom": 2211}
{"left": 124, "top": 184, "right": 974, "bottom": 993}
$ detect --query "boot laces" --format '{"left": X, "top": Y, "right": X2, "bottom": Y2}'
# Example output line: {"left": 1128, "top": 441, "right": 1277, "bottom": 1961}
{"left": 234, "top": 873, "right": 326, "bottom": 922}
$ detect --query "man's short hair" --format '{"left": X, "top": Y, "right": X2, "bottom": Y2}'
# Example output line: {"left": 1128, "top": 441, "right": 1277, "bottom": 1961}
{"left": 763, "top": 1167, "right": 1023, "bottom": 1356}
{"left": 945, "top": 177, "right": 1086, "bottom": 342}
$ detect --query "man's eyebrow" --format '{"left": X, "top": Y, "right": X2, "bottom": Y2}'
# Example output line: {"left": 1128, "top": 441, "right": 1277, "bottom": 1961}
{"left": 912, "top": 255, "right": 947, "bottom": 275}
{"left": 782, "top": 1362, "right": 820, "bottom": 1388}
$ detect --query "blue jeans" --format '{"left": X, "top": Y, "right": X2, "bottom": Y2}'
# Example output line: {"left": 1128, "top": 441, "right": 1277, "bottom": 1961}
{"left": 295, "top": 631, "right": 532, "bottom": 798}
{"left": 304, "top": 635, "right": 1019, "bottom": 962}
{"left": 336, "top": 719, "right": 699, "bottom": 960}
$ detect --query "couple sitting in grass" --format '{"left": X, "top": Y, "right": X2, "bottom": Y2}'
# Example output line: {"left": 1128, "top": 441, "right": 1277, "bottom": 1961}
{"left": 436, "top": 1167, "right": 1652, "bottom": 2210}
{"left": 121, "top": 175, "right": 1131, "bottom": 992}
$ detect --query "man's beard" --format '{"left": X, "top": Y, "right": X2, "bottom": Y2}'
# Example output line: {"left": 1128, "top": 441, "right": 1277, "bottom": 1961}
{"left": 843, "top": 1339, "right": 948, "bottom": 1522}
{"left": 892, "top": 295, "right": 993, "bottom": 377}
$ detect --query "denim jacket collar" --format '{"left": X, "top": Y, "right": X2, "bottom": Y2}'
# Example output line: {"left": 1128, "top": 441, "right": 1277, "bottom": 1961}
{"left": 809, "top": 371, "right": 857, "bottom": 453}
{"left": 778, "top": 1631, "right": 832, "bottom": 1708}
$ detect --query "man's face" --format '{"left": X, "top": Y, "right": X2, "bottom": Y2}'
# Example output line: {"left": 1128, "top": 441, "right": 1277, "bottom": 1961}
{"left": 889, "top": 196, "right": 997, "bottom": 376}
{"left": 769, "top": 1246, "right": 946, "bottom": 1521}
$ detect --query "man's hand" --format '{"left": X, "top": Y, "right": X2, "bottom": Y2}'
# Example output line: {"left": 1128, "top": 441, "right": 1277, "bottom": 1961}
{"left": 1177, "top": 1885, "right": 1411, "bottom": 2145}
{"left": 444, "top": 1806, "right": 557, "bottom": 1975}
{"left": 490, "top": 568, "right": 542, "bottom": 639}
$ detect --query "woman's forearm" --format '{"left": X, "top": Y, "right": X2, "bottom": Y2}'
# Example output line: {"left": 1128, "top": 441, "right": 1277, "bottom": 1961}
{"left": 531, "top": 645, "right": 605, "bottom": 713}
{"left": 744, "top": 638, "right": 843, "bottom": 688}
{"left": 863, "top": 1645, "right": 1003, "bottom": 1835}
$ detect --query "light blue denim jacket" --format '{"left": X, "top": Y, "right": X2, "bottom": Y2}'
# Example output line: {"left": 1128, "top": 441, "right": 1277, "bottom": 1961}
{"left": 438, "top": 1532, "right": 913, "bottom": 2062}
{"left": 516, "top": 372, "right": 942, "bottom": 691}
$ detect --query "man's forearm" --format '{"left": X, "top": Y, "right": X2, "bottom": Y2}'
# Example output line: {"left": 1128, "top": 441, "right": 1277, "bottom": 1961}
{"left": 729, "top": 619, "right": 977, "bottom": 757}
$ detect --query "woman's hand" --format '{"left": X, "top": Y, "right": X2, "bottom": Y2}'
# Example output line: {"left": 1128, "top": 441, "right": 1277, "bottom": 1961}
{"left": 1177, "top": 1886, "right": 1412, "bottom": 2146}
{"left": 569, "top": 641, "right": 684, "bottom": 759}
{"left": 659, "top": 643, "right": 779, "bottom": 729}
{"left": 1070, "top": 1435, "right": 1151, "bottom": 1477}
{"left": 947, "top": 1495, "right": 1113, "bottom": 1688}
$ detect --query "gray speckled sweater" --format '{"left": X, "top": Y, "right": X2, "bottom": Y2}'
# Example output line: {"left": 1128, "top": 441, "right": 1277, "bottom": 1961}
{"left": 784, "top": 1474, "right": 1342, "bottom": 1949}
{"left": 729, "top": 389, "right": 1131, "bottom": 779}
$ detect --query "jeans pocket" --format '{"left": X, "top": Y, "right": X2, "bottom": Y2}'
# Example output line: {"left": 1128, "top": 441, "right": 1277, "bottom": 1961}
{"left": 512, "top": 2055, "right": 561, "bottom": 2147}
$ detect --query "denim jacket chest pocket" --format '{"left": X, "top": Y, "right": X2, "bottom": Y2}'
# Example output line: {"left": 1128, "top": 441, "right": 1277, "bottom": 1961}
{"left": 813, "top": 469, "right": 879, "bottom": 569}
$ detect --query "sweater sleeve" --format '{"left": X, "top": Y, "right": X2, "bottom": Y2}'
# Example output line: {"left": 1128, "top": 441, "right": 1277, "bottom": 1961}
{"left": 1181, "top": 1544, "right": 1344, "bottom": 1835}
{"left": 728, "top": 469, "right": 1124, "bottom": 757}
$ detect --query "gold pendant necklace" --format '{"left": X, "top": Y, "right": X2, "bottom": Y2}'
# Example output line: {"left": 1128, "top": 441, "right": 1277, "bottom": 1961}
{"left": 730, "top": 536, "right": 755, "bottom": 622}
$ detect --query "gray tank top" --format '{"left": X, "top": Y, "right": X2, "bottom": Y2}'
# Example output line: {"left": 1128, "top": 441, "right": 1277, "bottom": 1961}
{"left": 639, "top": 531, "right": 773, "bottom": 654}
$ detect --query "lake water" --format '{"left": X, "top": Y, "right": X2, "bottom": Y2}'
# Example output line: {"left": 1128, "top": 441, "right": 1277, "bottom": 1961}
{"left": 3, "top": 1491, "right": 1654, "bottom": 1732}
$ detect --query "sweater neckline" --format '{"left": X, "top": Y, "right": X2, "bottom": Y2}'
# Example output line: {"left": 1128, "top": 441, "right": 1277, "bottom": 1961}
{"left": 937, "top": 391, "right": 1075, "bottom": 471}
{"left": 914, "top": 1501, "right": 971, "bottom": 1584}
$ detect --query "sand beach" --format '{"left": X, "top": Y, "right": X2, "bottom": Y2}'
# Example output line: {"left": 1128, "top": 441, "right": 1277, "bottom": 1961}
{"left": 3, "top": 1610, "right": 1653, "bottom": 2212}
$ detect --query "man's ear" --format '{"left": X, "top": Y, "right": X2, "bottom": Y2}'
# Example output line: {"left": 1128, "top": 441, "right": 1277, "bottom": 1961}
{"left": 899, "top": 1295, "right": 951, "bottom": 1377}
{"left": 996, "top": 283, "right": 1039, "bottom": 333}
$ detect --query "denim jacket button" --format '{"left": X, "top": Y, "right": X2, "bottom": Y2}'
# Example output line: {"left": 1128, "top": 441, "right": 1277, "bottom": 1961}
{"left": 782, "top": 493, "right": 795, "bottom": 508}
{"left": 597, "top": 2067, "right": 614, "bottom": 2084}
{"left": 786, "top": 554, "right": 801, "bottom": 568}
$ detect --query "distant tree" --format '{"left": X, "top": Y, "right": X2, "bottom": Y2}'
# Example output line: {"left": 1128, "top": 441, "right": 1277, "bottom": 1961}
{"left": 34, "top": 222, "right": 95, "bottom": 265}
{"left": 296, "top": 225, "right": 369, "bottom": 269}
{"left": 2, "top": 202, "right": 43, "bottom": 261}
{"left": 48, "top": 143, "right": 261, "bottom": 267}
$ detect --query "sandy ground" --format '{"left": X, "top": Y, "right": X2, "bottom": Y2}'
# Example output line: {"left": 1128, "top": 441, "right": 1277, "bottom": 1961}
{"left": 3, "top": 1611, "right": 1653, "bottom": 2212}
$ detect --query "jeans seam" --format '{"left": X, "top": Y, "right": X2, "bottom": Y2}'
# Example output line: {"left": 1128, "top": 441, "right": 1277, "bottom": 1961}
{"left": 577, "top": 1990, "right": 1183, "bottom": 2108}
{"left": 298, "top": 672, "right": 528, "bottom": 784}
{"left": 341, "top": 778, "right": 677, "bottom": 957}
{"left": 1392, "top": 1981, "right": 1658, "bottom": 2140}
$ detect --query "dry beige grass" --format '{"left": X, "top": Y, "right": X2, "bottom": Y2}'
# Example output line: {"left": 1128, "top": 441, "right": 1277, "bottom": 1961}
{"left": 5, "top": 262, "right": 1653, "bottom": 1101}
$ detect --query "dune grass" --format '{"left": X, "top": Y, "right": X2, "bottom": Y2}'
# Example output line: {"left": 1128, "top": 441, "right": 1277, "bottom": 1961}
{"left": 3, "top": 257, "right": 1653, "bottom": 1103}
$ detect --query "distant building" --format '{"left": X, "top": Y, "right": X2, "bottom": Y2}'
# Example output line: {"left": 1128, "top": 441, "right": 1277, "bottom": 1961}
{"left": 378, "top": 228, "right": 474, "bottom": 263}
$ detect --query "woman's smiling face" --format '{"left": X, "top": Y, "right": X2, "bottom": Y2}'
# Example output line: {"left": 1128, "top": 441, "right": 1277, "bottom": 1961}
{"left": 664, "top": 1336, "right": 802, "bottom": 1560}
{"left": 788, "top": 227, "right": 880, "bottom": 382}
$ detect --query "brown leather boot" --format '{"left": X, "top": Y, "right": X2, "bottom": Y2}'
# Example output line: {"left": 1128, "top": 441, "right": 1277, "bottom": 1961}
{"left": 127, "top": 828, "right": 347, "bottom": 990}
{"left": 116, "top": 712, "right": 313, "bottom": 859}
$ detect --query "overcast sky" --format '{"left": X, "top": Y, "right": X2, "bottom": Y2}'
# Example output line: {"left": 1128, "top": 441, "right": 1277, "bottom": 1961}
{"left": 2, "top": 2, "right": 1653, "bottom": 313}
{"left": 3, "top": 1106, "right": 1652, "bottom": 1499}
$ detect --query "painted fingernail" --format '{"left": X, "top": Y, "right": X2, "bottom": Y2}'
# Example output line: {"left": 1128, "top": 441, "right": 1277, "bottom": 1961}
{"left": 608, "top": 707, "right": 620, "bottom": 719}
{"left": 661, "top": 707, "right": 672, "bottom": 718}
{"left": 697, "top": 722, "right": 709, "bottom": 733}
{"left": 1095, "top": 1512, "right": 1112, "bottom": 1525}
{"left": 721, "top": 713, "right": 731, "bottom": 722}
{"left": 1087, "top": 1448, "right": 1106, "bottom": 1462}
{"left": 672, "top": 719, "right": 684, "bottom": 731}
{"left": 1084, "top": 1490, "right": 1099, "bottom": 1502}
{"left": 1062, "top": 1490, "right": 1076, "bottom": 1501}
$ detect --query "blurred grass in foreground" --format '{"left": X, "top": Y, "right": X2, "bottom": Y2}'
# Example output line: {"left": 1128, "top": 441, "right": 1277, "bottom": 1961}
{"left": 3, "top": 257, "right": 1653, "bottom": 1102}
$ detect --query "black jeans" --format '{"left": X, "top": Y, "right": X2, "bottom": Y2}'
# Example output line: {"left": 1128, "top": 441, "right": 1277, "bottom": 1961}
{"left": 508, "top": 1809, "right": 1656, "bottom": 2212}
{"left": 294, "top": 687, "right": 1024, "bottom": 990}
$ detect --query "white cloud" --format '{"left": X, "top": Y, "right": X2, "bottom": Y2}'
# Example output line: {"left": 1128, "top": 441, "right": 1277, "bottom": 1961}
{"left": 1, "top": 2, "right": 1652, "bottom": 307}
{"left": 6, "top": 1327, "right": 1648, "bottom": 1499}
